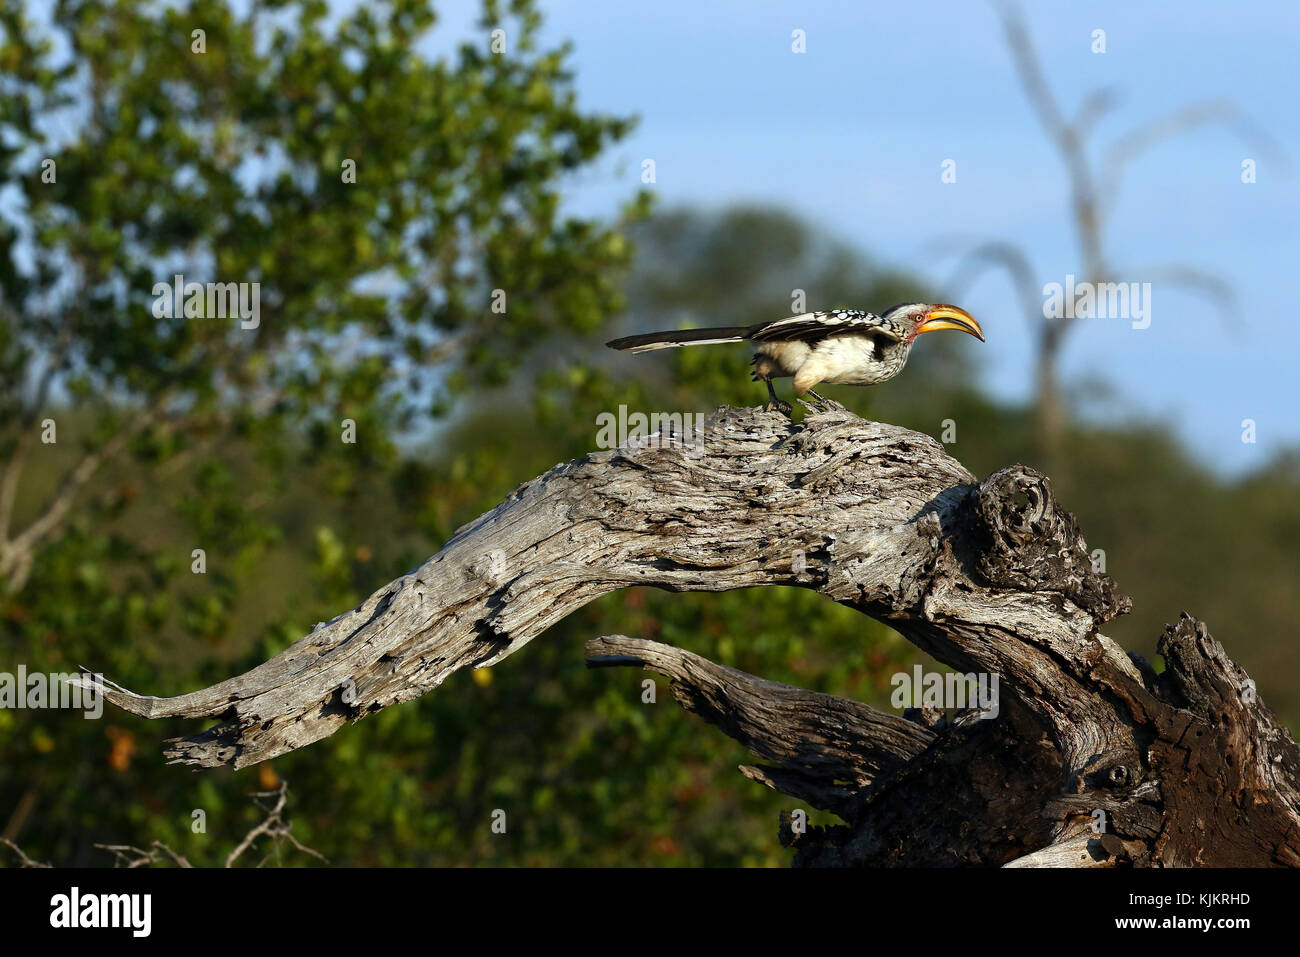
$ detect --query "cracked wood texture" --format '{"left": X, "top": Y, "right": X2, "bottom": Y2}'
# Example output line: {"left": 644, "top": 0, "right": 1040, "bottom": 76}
{"left": 92, "top": 405, "right": 1300, "bottom": 866}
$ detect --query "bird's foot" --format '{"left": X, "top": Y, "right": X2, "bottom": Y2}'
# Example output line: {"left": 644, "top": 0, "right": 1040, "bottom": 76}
{"left": 800, "top": 391, "right": 847, "bottom": 414}
{"left": 762, "top": 379, "right": 793, "bottom": 416}
{"left": 763, "top": 398, "right": 793, "bottom": 416}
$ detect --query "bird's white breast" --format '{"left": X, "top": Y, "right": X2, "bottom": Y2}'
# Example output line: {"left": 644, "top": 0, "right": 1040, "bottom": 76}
{"left": 809, "top": 336, "right": 890, "bottom": 385}
{"left": 755, "top": 334, "right": 909, "bottom": 387}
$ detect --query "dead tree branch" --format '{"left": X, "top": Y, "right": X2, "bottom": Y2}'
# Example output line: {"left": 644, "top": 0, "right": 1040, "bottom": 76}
{"left": 95, "top": 841, "right": 194, "bottom": 869}
{"left": 87, "top": 780, "right": 323, "bottom": 868}
{"left": 0, "top": 837, "right": 52, "bottom": 868}
{"left": 90, "top": 406, "right": 1300, "bottom": 866}
{"left": 224, "top": 781, "right": 327, "bottom": 868}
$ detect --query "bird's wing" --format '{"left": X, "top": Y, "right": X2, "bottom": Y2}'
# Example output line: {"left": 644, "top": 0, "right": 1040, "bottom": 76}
{"left": 748, "top": 309, "right": 900, "bottom": 343}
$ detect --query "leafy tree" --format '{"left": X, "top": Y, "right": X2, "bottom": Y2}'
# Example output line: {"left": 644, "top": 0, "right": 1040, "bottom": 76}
{"left": 0, "top": 0, "right": 647, "bottom": 864}
{"left": 0, "top": 0, "right": 642, "bottom": 588}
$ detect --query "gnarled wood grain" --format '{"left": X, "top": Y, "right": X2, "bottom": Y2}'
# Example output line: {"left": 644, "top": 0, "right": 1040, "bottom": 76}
{"left": 89, "top": 404, "right": 1300, "bottom": 866}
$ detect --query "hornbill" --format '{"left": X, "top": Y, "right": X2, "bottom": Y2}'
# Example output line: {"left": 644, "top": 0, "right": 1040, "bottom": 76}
{"left": 606, "top": 303, "right": 984, "bottom": 413}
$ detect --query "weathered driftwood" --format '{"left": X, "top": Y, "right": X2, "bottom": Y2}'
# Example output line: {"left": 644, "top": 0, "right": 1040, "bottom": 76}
{"left": 90, "top": 404, "right": 1300, "bottom": 866}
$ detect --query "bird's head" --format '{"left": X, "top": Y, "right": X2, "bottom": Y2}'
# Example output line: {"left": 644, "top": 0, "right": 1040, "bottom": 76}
{"left": 883, "top": 303, "right": 985, "bottom": 343}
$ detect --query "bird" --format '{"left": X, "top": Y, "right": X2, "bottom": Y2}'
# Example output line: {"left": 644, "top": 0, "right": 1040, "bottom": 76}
{"left": 606, "top": 303, "right": 984, "bottom": 413}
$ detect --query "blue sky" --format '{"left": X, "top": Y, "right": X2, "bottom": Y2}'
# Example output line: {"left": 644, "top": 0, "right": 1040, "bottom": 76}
{"left": 432, "top": 0, "right": 1300, "bottom": 474}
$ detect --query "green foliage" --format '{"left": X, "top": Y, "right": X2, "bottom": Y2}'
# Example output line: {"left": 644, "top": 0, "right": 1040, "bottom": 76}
{"left": 0, "top": 0, "right": 653, "bottom": 865}
{"left": 1, "top": 0, "right": 641, "bottom": 431}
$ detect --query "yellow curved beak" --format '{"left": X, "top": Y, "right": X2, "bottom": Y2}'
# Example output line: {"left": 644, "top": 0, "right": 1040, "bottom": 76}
{"left": 917, "top": 304, "right": 984, "bottom": 342}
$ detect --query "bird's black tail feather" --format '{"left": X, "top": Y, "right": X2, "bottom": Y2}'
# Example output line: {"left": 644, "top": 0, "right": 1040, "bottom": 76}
{"left": 606, "top": 326, "right": 750, "bottom": 353}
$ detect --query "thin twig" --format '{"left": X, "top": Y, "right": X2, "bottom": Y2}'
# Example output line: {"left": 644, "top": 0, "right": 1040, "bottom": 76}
{"left": 224, "top": 781, "right": 327, "bottom": 868}
{"left": 0, "top": 837, "right": 52, "bottom": 868}
{"left": 94, "top": 841, "right": 193, "bottom": 869}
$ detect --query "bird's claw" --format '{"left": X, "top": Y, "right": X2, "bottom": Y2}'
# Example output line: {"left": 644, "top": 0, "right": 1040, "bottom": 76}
{"left": 801, "top": 392, "right": 846, "bottom": 414}
{"left": 764, "top": 399, "right": 793, "bottom": 416}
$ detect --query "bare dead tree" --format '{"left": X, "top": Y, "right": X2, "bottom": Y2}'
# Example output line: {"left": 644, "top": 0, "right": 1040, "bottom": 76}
{"left": 935, "top": 2, "right": 1284, "bottom": 469}
{"left": 85, "top": 406, "right": 1299, "bottom": 866}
